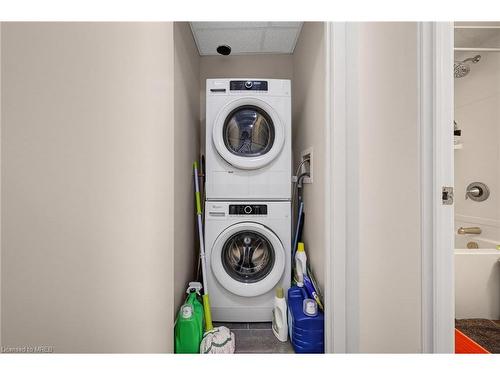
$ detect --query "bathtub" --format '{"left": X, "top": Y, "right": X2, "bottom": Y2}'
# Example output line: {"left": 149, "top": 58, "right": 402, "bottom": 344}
{"left": 455, "top": 235, "right": 500, "bottom": 320}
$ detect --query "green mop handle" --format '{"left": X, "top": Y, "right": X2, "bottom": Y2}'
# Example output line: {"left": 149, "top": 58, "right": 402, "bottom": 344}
{"left": 193, "top": 161, "right": 213, "bottom": 331}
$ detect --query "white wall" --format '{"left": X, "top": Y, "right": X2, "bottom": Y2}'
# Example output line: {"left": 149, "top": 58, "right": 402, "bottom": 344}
{"left": 454, "top": 48, "right": 500, "bottom": 243}
{"left": 1, "top": 22, "right": 175, "bottom": 353}
{"left": 353, "top": 22, "right": 422, "bottom": 353}
{"left": 292, "top": 22, "right": 327, "bottom": 291}
{"left": 173, "top": 22, "right": 201, "bottom": 312}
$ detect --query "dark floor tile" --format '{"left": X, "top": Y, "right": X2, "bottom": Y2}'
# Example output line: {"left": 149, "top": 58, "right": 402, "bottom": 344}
{"left": 214, "top": 322, "right": 249, "bottom": 330}
{"left": 234, "top": 329, "right": 294, "bottom": 354}
{"left": 249, "top": 322, "right": 272, "bottom": 330}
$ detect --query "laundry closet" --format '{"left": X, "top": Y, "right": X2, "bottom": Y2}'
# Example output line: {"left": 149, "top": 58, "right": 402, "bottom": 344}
{"left": 173, "top": 22, "right": 328, "bottom": 353}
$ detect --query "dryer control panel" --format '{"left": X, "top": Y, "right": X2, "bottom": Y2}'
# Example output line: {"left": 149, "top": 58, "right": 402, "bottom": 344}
{"left": 229, "top": 204, "right": 267, "bottom": 215}
{"left": 230, "top": 80, "right": 268, "bottom": 91}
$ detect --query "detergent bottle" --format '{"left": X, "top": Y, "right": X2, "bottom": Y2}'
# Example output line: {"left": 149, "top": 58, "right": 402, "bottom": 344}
{"left": 272, "top": 287, "right": 288, "bottom": 342}
{"left": 287, "top": 285, "right": 324, "bottom": 353}
{"left": 174, "top": 284, "right": 204, "bottom": 353}
{"left": 288, "top": 286, "right": 325, "bottom": 353}
{"left": 295, "top": 242, "right": 307, "bottom": 287}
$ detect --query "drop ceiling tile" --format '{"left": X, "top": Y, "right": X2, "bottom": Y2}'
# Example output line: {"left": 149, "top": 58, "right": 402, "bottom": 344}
{"left": 195, "top": 28, "right": 265, "bottom": 55}
{"left": 189, "top": 22, "right": 303, "bottom": 55}
{"left": 191, "top": 22, "right": 269, "bottom": 30}
{"left": 262, "top": 27, "right": 300, "bottom": 53}
{"left": 269, "top": 22, "right": 302, "bottom": 28}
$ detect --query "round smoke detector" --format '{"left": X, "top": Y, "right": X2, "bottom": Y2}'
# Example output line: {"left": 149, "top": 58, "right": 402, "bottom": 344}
{"left": 216, "top": 45, "right": 231, "bottom": 56}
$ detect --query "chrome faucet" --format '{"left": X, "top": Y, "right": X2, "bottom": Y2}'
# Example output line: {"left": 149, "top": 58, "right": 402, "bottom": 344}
{"left": 457, "top": 226, "right": 482, "bottom": 235}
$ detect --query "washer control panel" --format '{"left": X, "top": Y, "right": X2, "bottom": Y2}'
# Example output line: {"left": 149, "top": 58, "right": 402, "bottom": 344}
{"left": 229, "top": 204, "right": 268, "bottom": 215}
{"left": 230, "top": 80, "right": 268, "bottom": 91}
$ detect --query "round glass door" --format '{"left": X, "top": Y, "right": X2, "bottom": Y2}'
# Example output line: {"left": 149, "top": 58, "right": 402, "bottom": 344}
{"left": 211, "top": 222, "right": 285, "bottom": 297}
{"left": 221, "top": 230, "right": 275, "bottom": 283}
{"left": 223, "top": 106, "right": 275, "bottom": 158}
{"left": 212, "top": 98, "right": 285, "bottom": 170}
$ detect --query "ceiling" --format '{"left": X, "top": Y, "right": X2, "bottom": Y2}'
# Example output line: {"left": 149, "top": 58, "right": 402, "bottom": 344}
{"left": 189, "top": 22, "right": 303, "bottom": 56}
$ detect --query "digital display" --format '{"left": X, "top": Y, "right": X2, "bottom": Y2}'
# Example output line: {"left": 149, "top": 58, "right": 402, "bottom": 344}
{"left": 229, "top": 205, "right": 268, "bottom": 215}
{"left": 230, "top": 80, "right": 268, "bottom": 91}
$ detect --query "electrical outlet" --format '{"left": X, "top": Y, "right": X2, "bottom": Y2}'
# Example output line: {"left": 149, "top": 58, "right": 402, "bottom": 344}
{"left": 300, "top": 147, "right": 313, "bottom": 184}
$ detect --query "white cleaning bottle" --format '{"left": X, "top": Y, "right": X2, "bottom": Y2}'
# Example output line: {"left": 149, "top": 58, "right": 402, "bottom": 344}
{"left": 295, "top": 242, "right": 307, "bottom": 287}
{"left": 272, "top": 287, "right": 288, "bottom": 342}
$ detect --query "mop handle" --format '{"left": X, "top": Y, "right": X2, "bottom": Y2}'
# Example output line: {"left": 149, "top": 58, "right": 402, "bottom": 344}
{"left": 193, "top": 162, "right": 206, "bottom": 290}
{"left": 193, "top": 162, "right": 202, "bottom": 215}
{"left": 193, "top": 162, "right": 213, "bottom": 331}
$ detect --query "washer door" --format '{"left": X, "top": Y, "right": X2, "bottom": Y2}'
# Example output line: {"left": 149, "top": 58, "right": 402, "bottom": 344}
{"left": 212, "top": 98, "right": 285, "bottom": 170}
{"left": 211, "top": 222, "right": 285, "bottom": 297}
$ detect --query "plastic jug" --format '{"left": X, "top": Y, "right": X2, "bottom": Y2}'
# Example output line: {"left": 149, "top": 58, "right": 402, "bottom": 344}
{"left": 287, "top": 285, "right": 324, "bottom": 353}
{"left": 272, "top": 287, "right": 288, "bottom": 342}
{"left": 174, "top": 289, "right": 204, "bottom": 353}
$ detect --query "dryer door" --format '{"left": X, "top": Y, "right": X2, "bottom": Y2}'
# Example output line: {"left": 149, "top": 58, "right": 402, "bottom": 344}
{"left": 212, "top": 98, "right": 285, "bottom": 170}
{"left": 211, "top": 222, "right": 286, "bottom": 297}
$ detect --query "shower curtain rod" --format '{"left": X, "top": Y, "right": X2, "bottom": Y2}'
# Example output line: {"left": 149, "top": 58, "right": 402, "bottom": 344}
{"left": 455, "top": 47, "right": 500, "bottom": 52}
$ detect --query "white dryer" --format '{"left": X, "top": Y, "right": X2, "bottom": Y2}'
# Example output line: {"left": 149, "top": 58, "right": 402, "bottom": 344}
{"left": 204, "top": 201, "right": 291, "bottom": 322}
{"left": 205, "top": 79, "right": 291, "bottom": 200}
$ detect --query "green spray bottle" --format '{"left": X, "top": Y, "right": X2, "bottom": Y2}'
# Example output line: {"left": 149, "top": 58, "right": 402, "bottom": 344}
{"left": 174, "top": 282, "right": 204, "bottom": 354}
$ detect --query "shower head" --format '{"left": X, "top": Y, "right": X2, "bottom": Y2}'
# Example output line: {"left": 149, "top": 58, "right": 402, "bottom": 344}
{"left": 454, "top": 55, "right": 481, "bottom": 78}
{"left": 454, "top": 61, "right": 470, "bottom": 78}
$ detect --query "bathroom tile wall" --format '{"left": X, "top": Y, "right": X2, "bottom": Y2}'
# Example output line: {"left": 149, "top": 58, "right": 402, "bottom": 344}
{"left": 454, "top": 34, "right": 500, "bottom": 242}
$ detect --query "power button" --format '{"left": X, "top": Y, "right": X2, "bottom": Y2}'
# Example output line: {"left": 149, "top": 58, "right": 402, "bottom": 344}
{"left": 244, "top": 205, "right": 252, "bottom": 214}
{"left": 244, "top": 81, "right": 253, "bottom": 89}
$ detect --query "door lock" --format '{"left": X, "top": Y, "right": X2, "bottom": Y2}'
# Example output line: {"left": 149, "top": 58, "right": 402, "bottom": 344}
{"left": 442, "top": 186, "right": 454, "bottom": 205}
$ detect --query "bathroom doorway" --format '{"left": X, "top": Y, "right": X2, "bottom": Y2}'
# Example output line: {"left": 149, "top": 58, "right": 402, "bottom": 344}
{"left": 453, "top": 22, "right": 500, "bottom": 353}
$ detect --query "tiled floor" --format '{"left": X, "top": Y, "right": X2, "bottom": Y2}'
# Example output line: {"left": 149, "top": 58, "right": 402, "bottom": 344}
{"left": 215, "top": 322, "right": 295, "bottom": 354}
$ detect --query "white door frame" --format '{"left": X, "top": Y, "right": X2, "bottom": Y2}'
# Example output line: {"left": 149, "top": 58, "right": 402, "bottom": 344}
{"left": 325, "top": 21, "right": 360, "bottom": 353}
{"left": 419, "top": 22, "right": 455, "bottom": 353}
{"left": 326, "top": 22, "right": 455, "bottom": 353}
{"left": 324, "top": 21, "right": 347, "bottom": 353}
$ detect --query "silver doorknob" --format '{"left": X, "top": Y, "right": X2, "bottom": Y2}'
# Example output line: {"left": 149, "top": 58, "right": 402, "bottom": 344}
{"left": 465, "top": 182, "right": 489, "bottom": 202}
{"left": 466, "top": 187, "right": 481, "bottom": 197}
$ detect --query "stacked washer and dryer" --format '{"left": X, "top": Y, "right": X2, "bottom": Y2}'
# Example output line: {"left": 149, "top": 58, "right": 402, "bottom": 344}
{"left": 204, "top": 78, "right": 292, "bottom": 322}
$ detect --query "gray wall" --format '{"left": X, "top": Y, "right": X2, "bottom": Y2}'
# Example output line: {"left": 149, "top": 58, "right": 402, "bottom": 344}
{"left": 292, "top": 22, "right": 326, "bottom": 292}
{"left": 1, "top": 22, "right": 175, "bottom": 353}
{"left": 173, "top": 22, "right": 201, "bottom": 312}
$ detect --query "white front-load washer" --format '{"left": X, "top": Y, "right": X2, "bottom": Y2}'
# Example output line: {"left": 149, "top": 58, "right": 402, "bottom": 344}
{"left": 205, "top": 79, "right": 291, "bottom": 200}
{"left": 204, "top": 201, "right": 291, "bottom": 322}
